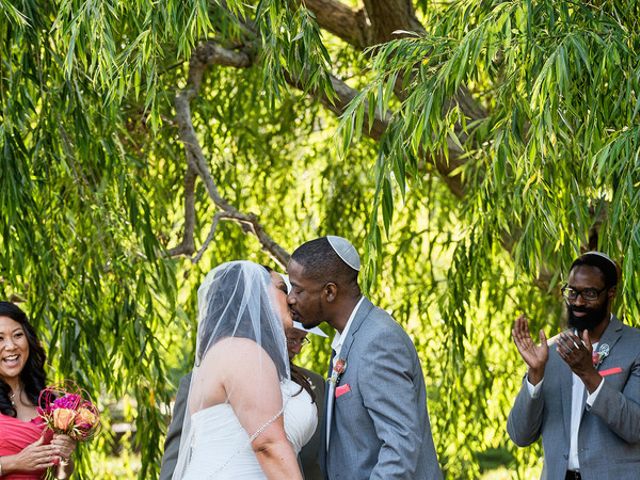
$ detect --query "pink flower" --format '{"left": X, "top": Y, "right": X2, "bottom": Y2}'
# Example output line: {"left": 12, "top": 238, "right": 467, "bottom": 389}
{"left": 333, "top": 358, "right": 347, "bottom": 375}
{"left": 329, "top": 358, "right": 347, "bottom": 384}
{"left": 53, "top": 394, "right": 82, "bottom": 410}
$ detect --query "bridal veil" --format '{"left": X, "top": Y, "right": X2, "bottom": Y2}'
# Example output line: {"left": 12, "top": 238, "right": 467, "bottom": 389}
{"left": 171, "top": 261, "right": 290, "bottom": 479}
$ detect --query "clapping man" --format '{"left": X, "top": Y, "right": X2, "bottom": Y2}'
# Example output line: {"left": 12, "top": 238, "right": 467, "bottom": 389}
{"left": 508, "top": 252, "right": 640, "bottom": 479}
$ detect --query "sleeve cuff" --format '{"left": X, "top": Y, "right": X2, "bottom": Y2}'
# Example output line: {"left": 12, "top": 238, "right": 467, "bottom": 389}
{"left": 586, "top": 377, "right": 605, "bottom": 407}
{"left": 526, "top": 376, "right": 543, "bottom": 398}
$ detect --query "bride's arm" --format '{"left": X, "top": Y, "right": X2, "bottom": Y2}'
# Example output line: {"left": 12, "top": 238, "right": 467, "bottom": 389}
{"left": 220, "top": 339, "right": 303, "bottom": 480}
{"left": 250, "top": 416, "right": 302, "bottom": 480}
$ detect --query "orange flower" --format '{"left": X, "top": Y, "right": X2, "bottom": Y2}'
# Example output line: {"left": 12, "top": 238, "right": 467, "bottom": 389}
{"left": 75, "top": 407, "right": 98, "bottom": 429}
{"left": 53, "top": 408, "right": 77, "bottom": 431}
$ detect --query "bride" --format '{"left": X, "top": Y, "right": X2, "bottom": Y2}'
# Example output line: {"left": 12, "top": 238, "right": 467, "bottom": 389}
{"left": 172, "top": 261, "right": 317, "bottom": 479}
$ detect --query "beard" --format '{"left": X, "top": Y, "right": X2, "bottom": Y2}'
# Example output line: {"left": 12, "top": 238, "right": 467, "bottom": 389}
{"left": 567, "top": 300, "right": 609, "bottom": 332}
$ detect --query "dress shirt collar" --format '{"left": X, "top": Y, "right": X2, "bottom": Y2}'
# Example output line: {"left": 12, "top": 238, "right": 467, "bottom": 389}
{"left": 330, "top": 296, "right": 365, "bottom": 358}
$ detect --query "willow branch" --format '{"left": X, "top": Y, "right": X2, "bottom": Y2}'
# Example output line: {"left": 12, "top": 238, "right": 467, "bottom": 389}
{"left": 171, "top": 41, "right": 290, "bottom": 266}
{"left": 305, "top": 0, "right": 487, "bottom": 147}
{"left": 289, "top": 73, "right": 466, "bottom": 197}
{"left": 166, "top": 165, "right": 197, "bottom": 256}
{"left": 303, "top": 0, "right": 372, "bottom": 49}
{"left": 170, "top": 34, "right": 469, "bottom": 265}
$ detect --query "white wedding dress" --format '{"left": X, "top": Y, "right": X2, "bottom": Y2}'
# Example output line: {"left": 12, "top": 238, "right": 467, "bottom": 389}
{"left": 181, "top": 379, "right": 318, "bottom": 479}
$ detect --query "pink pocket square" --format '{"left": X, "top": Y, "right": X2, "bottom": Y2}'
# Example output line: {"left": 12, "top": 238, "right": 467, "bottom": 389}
{"left": 335, "top": 384, "right": 351, "bottom": 398}
{"left": 600, "top": 367, "right": 623, "bottom": 377}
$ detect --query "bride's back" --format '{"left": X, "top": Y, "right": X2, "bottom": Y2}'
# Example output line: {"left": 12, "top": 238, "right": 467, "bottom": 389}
{"left": 182, "top": 402, "right": 266, "bottom": 480}
{"left": 188, "top": 336, "right": 280, "bottom": 417}
{"left": 173, "top": 261, "right": 302, "bottom": 480}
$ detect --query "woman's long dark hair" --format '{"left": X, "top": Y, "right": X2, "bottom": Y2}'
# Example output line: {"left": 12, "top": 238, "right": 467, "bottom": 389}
{"left": 0, "top": 302, "right": 47, "bottom": 417}
{"left": 290, "top": 362, "right": 317, "bottom": 404}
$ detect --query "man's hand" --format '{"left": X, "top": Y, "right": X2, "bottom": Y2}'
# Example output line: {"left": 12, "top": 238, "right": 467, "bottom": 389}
{"left": 557, "top": 329, "right": 603, "bottom": 393}
{"left": 512, "top": 314, "right": 549, "bottom": 385}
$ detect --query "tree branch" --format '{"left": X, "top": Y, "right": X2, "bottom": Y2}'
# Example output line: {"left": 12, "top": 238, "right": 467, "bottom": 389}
{"left": 192, "top": 212, "right": 223, "bottom": 264}
{"left": 171, "top": 41, "right": 290, "bottom": 266}
{"left": 170, "top": 30, "right": 469, "bottom": 263}
{"left": 166, "top": 165, "right": 196, "bottom": 256}
{"left": 305, "top": 0, "right": 487, "bottom": 157}
{"left": 303, "top": 0, "right": 372, "bottom": 49}
{"left": 361, "top": 0, "right": 425, "bottom": 42}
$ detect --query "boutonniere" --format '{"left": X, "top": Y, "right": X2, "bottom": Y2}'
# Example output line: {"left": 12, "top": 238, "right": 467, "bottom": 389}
{"left": 592, "top": 343, "right": 610, "bottom": 368}
{"left": 329, "top": 358, "right": 347, "bottom": 385}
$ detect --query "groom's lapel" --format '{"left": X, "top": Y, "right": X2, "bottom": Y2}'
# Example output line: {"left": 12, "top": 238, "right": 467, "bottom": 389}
{"left": 337, "top": 297, "right": 374, "bottom": 362}
{"left": 325, "top": 297, "right": 374, "bottom": 454}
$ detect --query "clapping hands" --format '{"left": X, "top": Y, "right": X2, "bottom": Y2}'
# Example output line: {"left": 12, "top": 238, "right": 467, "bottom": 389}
{"left": 556, "top": 329, "right": 603, "bottom": 393}
{"left": 512, "top": 314, "right": 548, "bottom": 385}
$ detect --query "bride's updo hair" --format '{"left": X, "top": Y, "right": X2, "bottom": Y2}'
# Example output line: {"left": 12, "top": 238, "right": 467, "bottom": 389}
{"left": 195, "top": 261, "right": 288, "bottom": 380}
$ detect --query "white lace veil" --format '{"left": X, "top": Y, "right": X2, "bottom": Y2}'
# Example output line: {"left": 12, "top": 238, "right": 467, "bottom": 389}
{"left": 172, "top": 260, "right": 290, "bottom": 479}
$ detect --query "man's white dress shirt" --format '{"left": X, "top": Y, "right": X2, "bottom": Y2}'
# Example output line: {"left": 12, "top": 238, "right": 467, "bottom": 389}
{"left": 326, "top": 296, "right": 365, "bottom": 450}
{"left": 526, "top": 341, "right": 606, "bottom": 471}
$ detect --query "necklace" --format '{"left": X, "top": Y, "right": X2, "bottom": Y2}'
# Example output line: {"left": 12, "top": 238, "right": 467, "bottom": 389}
{"left": 9, "top": 387, "right": 21, "bottom": 407}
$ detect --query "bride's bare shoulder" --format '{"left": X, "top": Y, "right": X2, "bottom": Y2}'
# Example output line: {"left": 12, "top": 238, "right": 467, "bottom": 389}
{"left": 205, "top": 337, "right": 274, "bottom": 364}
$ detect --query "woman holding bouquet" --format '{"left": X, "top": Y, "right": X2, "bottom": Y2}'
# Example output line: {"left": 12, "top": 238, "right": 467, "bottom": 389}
{"left": 0, "top": 302, "right": 77, "bottom": 479}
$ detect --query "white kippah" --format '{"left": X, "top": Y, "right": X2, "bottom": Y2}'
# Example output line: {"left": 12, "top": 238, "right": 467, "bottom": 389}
{"left": 327, "top": 235, "right": 361, "bottom": 272}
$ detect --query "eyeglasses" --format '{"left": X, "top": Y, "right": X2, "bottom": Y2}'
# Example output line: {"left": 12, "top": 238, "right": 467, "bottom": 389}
{"left": 286, "top": 337, "right": 311, "bottom": 347}
{"left": 561, "top": 284, "right": 608, "bottom": 302}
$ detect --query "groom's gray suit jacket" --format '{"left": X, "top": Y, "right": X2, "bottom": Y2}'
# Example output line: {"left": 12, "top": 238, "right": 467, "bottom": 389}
{"left": 159, "top": 373, "right": 191, "bottom": 480}
{"left": 322, "top": 297, "right": 442, "bottom": 480}
{"left": 507, "top": 316, "right": 640, "bottom": 479}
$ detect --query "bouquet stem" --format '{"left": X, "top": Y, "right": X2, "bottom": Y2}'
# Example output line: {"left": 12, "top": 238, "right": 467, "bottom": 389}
{"left": 55, "top": 459, "right": 70, "bottom": 479}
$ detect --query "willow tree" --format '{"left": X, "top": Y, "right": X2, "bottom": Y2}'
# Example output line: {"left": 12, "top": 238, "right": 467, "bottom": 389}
{"left": 1, "top": 0, "right": 639, "bottom": 477}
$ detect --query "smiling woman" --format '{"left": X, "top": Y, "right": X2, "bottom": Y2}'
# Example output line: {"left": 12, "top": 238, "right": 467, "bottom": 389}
{"left": 0, "top": 302, "right": 77, "bottom": 479}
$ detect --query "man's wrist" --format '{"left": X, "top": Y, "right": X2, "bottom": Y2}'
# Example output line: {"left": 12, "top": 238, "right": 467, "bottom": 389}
{"left": 580, "top": 369, "right": 603, "bottom": 393}
{"left": 0, "top": 455, "right": 11, "bottom": 475}
{"left": 528, "top": 367, "right": 545, "bottom": 385}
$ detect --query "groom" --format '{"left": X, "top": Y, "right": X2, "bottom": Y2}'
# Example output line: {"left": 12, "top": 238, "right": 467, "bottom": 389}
{"left": 287, "top": 236, "right": 442, "bottom": 479}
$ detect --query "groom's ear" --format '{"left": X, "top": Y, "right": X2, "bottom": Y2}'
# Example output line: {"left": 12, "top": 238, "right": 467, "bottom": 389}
{"left": 323, "top": 282, "right": 338, "bottom": 303}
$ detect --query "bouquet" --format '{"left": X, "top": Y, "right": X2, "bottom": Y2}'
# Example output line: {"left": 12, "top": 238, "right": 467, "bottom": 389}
{"left": 38, "top": 383, "right": 101, "bottom": 441}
